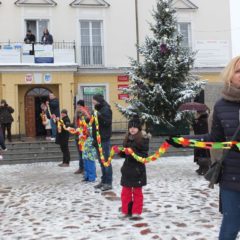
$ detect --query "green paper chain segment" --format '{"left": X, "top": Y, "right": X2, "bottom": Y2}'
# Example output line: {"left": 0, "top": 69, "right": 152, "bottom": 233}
{"left": 173, "top": 137, "right": 239, "bottom": 150}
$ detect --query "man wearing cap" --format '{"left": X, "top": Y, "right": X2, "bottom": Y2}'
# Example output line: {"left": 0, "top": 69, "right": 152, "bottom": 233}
{"left": 92, "top": 94, "right": 113, "bottom": 191}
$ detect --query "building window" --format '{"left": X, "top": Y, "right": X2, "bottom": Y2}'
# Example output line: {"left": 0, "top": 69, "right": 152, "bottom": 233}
{"left": 80, "top": 20, "right": 103, "bottom": 66}
{"left": 25, "top": 19, "right": 49, "bottom": 42}
{"left": 177, "top": 22, "right": 192, "bottom": 48}
{"left": 78, "top": 85, "right": 106, "bottom": 111}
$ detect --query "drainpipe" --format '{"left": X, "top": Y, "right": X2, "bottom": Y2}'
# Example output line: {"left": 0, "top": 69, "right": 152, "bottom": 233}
{"left": 135, "top": 0, "right": 140, "bottom": 63}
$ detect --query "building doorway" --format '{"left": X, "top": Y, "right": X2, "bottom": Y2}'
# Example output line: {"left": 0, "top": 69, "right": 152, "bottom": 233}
{"left": 25, "top": 87, "right": 52, "bottom": 137}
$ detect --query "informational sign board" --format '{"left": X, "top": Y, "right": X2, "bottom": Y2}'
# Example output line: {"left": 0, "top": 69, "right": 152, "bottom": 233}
{"left": 83, "top": 86, "right": 105, "bottom": 95}
{"left": 118, "top": 94, "right": 129, "bottom": 100}
{"left": 118, "top": 84, "right": 129, "bottom": 89}
{"left": 117, "top": 75, "right": 129, "bottom": 82}
{"left": 35, "top": 44, "right": 54, "bottom": 63}
{"left": 194, "top": 40, "right": 230, "bottom": 67}
{"left": 34, "top": 73, "right": 42, "bottom": 84}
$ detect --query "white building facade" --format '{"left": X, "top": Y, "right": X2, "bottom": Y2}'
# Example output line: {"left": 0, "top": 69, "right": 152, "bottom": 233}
{"left": 0, "top": 0, "right": 239, "bottom": 136}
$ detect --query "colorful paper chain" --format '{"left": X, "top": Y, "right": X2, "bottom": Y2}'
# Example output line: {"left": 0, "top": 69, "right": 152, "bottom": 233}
{"left": 57, "top": 116, "right": 94, "bottom": 151}
{"left": 57, "top": 116, "right": 240, "bottom": 167}
{"left": 172, "top": 137, "right": 240, "bottom": 150}
{"left": 93, "top": 111, "right": 171, "bottom": 166}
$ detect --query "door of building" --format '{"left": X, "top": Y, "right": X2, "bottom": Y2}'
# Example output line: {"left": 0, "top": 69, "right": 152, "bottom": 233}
{"left": 25, "top": 87, "right": 52, "bottom": 137}
{"left": 25, "top": 95, "right": 36, "bottom": 137}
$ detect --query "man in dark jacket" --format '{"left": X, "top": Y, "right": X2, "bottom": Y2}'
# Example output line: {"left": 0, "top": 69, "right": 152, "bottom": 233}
{"left": 56, "top": 109, "right": 71, "bottom": 167}
{"left": 0, "top": 99, "right": 14, "bottom": 142}
{"left": 92, "top": 94, "right": 113, "bottom": 191}
{"left": 46, "top": 93, "right": 60, "bottom": 140}
{"left": 24, "top": 30, "right": 36, "bottom": 44}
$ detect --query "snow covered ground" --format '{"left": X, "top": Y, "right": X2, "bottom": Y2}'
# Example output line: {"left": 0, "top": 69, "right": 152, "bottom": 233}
{"left": 0, "top": 156, "right": 238, "bottom": 240}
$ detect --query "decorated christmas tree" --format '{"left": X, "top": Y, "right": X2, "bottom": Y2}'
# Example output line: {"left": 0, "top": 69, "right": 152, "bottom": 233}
{"left": 116, "top": 0, "right": 205, "bottom": 133}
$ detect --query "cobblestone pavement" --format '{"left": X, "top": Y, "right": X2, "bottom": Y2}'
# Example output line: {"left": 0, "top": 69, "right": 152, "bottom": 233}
{"left": 0, "top": 156, "right": 237, "bottom": 240}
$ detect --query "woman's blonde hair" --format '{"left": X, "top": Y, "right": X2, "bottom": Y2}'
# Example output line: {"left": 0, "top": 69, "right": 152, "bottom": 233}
{"left": 221, "top": 56, "right": 240, "bottom": 86}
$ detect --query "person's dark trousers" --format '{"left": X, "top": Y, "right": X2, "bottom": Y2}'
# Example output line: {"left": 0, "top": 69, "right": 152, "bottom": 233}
{"left": 219, "top": 188, "right": 240, "bottom": 240}
{"left": 0, "top": 128, "right": 6, "bottom": 150}
{"left": 75, "top": 139, "right": 84, "bottom": 170}
{"left": 50, "top": 119, "right": 57, "bottom": 138}
{"left": 60, "top": 143, "right": 70, "bottom": 164}
{"left": 97, "top": 140, "right": 112, "bottom": 185}
{"left": 1, "top": 123, "right": 12, "bottom": 142}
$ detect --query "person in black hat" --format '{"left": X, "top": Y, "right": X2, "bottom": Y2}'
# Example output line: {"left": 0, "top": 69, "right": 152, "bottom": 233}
{"left": 92, "top": 94, "right": 113, "bottom": 191}
{"left": 119, "top": 116, "right": 150, "bottom": 220}
{"left": 56, "top": 109, "right": 71, "bottom": 167}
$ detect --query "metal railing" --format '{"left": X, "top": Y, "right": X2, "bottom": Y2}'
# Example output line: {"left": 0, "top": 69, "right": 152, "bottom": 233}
{"left": 112, "top": 121, "right": 128, "bottom": 133}
{"left": 0, "top": 41, "right": 75, "bottom": 49}
{"left": 80, "top": 45, "right": 104, "bottom": 66}
{"left": 0, "top": 41, "right": 76, "bottom": 63}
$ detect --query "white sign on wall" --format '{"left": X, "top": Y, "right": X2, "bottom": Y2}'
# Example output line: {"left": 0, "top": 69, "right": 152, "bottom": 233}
{"left": 34, "top": 73, "right": 42, "bottom": 84}
{"left": 194, "top": 40, "right": 230, "bottom": 67}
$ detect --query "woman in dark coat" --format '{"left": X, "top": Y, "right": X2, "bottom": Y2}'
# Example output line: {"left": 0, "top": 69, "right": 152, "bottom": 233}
{"left": 0, "top": 99, "right": 14, "bottom": 142}
{"left": 120, "top": 117, "right": 150, "bottom": 219}
{"left": 56, "top": 109, "right": 71, "bottom": 167}
{"left": 192, "top": 111, "right": 211, "bottom": 175}
{"left": 168, "top": 56, "right": 240, "bottom": 239}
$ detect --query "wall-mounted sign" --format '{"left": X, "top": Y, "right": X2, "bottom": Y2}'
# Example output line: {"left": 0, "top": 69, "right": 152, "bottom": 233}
{"left": 118, "top": 94, "right": 129, "bottom": 100}
{"left": 117, "top": 75, "right": 129, "bottom": 82}
{"left": 35, "top": 45, "right": 54, "bottom": 63}
{"left": 34, "top": 73, "right": 42, "bottom": 84}
{"left": 118, "top": 84, "right": 128, "bottom": 89}
{"left": 44, "top": 73, "right": 52, "bottom": 83}
{"left": 25, "top": 73, "right": 33, "bottom": 84}
{"left": 83, "top": 86, "right": 105, "bottom": 95}
{"left": 194, "top": 40, "right": 230, "bottom": 67}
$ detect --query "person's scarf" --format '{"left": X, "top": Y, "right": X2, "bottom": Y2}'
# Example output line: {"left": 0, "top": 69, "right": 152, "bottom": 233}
{"left": 222, "top": 84, "right": 240, "bottom": 102}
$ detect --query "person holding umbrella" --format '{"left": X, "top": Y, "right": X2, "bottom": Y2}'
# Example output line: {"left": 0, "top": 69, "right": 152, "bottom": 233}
{"left": 178, "top": 102, "right": 211, "bottom": 174}
{"left": 192, "top": 110, "right": 211, "bottom": 175}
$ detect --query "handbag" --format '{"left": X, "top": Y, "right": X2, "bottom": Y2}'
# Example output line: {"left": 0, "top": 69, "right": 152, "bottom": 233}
{"left": 204, "top": 123, "right": 240, "bottom": 189}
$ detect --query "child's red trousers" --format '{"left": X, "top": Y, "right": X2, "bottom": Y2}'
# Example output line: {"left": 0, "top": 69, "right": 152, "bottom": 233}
{"left": 121, "top": 186, "right": 143, "bottom": 215}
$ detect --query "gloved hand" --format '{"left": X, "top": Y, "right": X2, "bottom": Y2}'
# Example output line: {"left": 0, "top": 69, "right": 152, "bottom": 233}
{"left": 231, "top": 144, "right": 240, "bottom": 152}
{"left": 165, "top": 137, "right": 183, "bottom": 148}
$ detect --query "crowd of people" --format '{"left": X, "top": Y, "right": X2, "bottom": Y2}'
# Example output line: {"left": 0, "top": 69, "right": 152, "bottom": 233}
{"left": 39, "top": 93, "right": 114, "bottom": 191}
{"left": 1, "top": 56, "right": 240, "bottom": 237}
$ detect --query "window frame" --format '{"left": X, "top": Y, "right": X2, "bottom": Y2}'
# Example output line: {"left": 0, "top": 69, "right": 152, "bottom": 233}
{"left": 177, "top": 22, "right": 192, "bottom": 49}
{"left": 79, "top": 20, "right": 104, "bottom": 66}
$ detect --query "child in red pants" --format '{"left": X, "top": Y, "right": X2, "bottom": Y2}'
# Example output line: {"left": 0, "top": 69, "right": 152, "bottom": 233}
{"left": 120, "top": 117, "right": 150, "bottom": 220}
